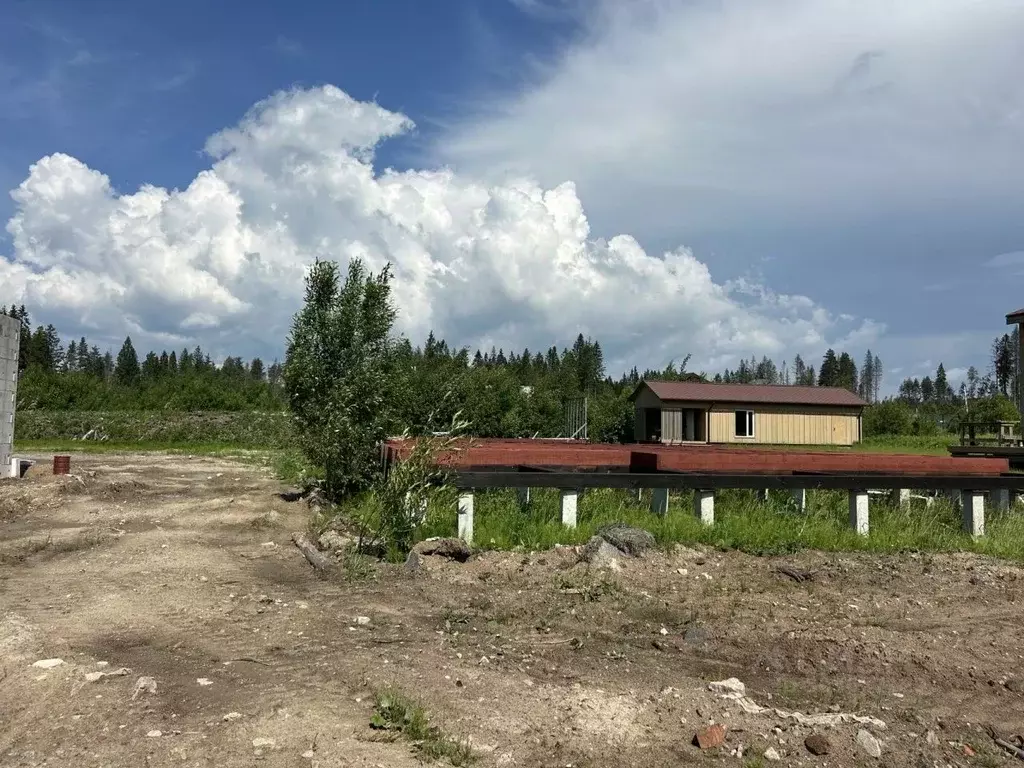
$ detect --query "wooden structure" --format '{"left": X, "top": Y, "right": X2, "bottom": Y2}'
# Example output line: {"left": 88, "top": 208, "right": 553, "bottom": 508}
{"left": 384, "top": 437, "right": 1018, "bottom": 543}
{"left": 1008, "top": 307, "right": 1024, "bottom": 420}
{"left": 958, "top": 420, "right": 1021, "bottom": 448}
{"left": 0, "top": 315, "right": 19, "bottom": 478}
{"left": 630, "top": 380, "right": 866, "bottom": 447}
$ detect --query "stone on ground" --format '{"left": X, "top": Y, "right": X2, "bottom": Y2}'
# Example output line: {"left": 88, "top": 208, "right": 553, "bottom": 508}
{"left": 410, "top": 537, "right": 473, "bottom": 562}
{"left": 596, "top": 523, "right": 656, "bottom": 556}
{"left": 856, "top": 729, "right": 882, "bottom": 758}
{"left": 578, "top": 536, "right": 625, "bottom": 569}
{"left": 693, "top": 723, "right": 726, "bottom": 749}
{"left": 804, "top": 733, "right": 831, "bottom": 755}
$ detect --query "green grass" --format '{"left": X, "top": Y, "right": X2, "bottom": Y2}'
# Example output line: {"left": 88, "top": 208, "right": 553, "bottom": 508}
{"left": 14, "top": 439, "right": 259, "bottom": 455}
{"left": 413, "top": 486, "right": 1024, "bottom": 562}
{"left": 370, "top": 688, "right": 475, "bottom": 765}
{"left": 857, "top": 435, "right": 953, "bottom": 455}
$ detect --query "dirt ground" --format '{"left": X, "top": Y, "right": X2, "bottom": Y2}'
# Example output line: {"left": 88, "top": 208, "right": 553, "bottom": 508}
{"left": 2, "top": 453, "right": 1023, "bottom": 768}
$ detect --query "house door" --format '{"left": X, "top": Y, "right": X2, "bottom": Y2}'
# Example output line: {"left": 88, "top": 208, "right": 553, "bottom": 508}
{"left": 644, "top": 408, "right": 662, "bottom": 442}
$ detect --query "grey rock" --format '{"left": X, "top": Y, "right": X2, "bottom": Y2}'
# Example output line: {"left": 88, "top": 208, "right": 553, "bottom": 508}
{"left": 596, "top": 523, "right": 656, "bottom": 556}
{"left": 804, "top": 734, "right": 831, "bottom": 755}
{"left": 317, "top": 530, "right": 350, "bottom": 552}
{"left": 1005, "top": 677, "right": 1024, "bottom": 693}
{"left": 856, "top": 729, "right": 882, "bottom": 758}
{"left": 410, "top": 537, "right": 472, "bottom": 562}
{"left": 578, "top": 536, "right": 625, "bottom": 569}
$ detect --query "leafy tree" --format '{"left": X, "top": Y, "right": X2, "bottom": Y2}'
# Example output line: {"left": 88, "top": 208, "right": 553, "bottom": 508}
{"left": 283, "top": 258, "right": 397, "bottom": 500}
{"left": 862, "top": 400, "right": 913, "bottom": 436}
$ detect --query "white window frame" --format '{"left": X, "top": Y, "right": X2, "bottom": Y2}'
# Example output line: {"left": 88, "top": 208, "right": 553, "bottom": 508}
{"left": 735, "top": 409, "right": 755, "bottom": 438}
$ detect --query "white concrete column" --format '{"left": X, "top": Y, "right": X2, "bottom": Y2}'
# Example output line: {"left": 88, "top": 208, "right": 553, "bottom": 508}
{"left": 516, "top": 486, "right": 531, "bottom": 508}
{"left": 8, "top": 456, "right": 18, "bottom": 479}
{"left": 993, "top": 488, "right": 1010, "bottom": 512}
{"left": 791, "top": 488, "right": 807, "bottom": 512}
{"left": 694, "top": 489, "right": 715, "bottom": 525}
{"left": 405, "top": 491, "right": 428, "bottom": 524}
{"left": 649, "top": 488, "right": 669, "bottom": 516}
{"left": 962, "top": 490, "right": 985, "bottom": 537}
{"left": 889, "top": 488, "right": 911, "bottom": 506}
{"left": 457, "top": 492, "right": 474, "bottom": 545}
{"left": 634, "top": 488, "right": 643, "bottom": 503}
{"left": 849, "top": 490, "right": 870, "bottom": 536}
{"left": 560, "top": 489, "right": 578, "bottom": 529}
{"left": 944, "top": 489, "right": 962, "bottom": 508}
{"left": 756, "top": 488, "right": 769, "bottom": 504}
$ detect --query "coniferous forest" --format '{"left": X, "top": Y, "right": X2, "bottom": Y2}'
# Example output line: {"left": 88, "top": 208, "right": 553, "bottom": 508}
{"left": 3, "top": 301, "right": 1019, "bottom": 443}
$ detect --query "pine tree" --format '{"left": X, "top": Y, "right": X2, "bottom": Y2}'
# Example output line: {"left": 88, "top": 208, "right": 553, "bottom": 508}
{"left": 818, "top": 349, "right": 839, "bottom": 387}
{"left": 115, "top": 337, "right": 141, "bottom": 385}
{"left": 860, "top": 350, "right": 875, "bottom": 402}
{"left": 872, "top": 354, "right": 882, "bottom": 401}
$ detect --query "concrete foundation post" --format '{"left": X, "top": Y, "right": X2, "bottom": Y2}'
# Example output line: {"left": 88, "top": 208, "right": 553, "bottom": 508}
{"left": 649, "top": 488, "right": 669, "bottom": 516}
{"left": 694, "top": 489, "right": 715, "bottom": 525}
{"left": 889, "top": 488, "right": 911, "bottom": 506}
{"left": 944, "top": 489, "right": 962, "bottom": 508}
{"left": 849, "top": 490, "right": 870, "bottom": 536}
{"left": 516, "top": 487, "right": 531, "bottom": 508}
{"left": 404, "top": 491, "right": 428, "bottom": 525}
{"left": 993, "top": 488, "right": 1010, "bottom": 512}
{"left": 756, "top": 488, "right": 769, "bottom": 504}
{"left": 457, "top": 492, "right": 474, "bottom": 545}
{"left": 634, "top": 488, "right": 643, "bottom": 503}
{"left": 560, "top": 489, "right": 578, "bottom": 529}
{"left": 791, "top": 488, "right": 807, "bottom": 512}
{"left": 962, "top": 490, "right": 985, "bottom": 537}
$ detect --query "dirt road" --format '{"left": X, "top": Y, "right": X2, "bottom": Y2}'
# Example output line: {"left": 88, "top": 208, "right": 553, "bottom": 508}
{"left": 1, "top": 453, "right": 1022, "bottom": 767}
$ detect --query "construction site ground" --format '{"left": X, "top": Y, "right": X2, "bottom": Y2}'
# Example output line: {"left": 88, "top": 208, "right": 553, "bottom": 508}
{"left": 1, "top": 452, "right": 1022, "bottom": 767}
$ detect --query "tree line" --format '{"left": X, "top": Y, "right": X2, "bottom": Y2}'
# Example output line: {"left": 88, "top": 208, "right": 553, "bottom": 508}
{"left": 4, "top": 292, "right": 1014, "bottom": 443}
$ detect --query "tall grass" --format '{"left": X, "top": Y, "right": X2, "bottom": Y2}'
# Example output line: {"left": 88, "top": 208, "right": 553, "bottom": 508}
{"left": 414, "top": 487, "right": 1024, "bottom": 561}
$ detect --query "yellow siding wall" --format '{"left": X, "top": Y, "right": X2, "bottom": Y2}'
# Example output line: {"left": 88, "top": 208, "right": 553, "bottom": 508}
{"left": 708, "top": 405, "right": 861, "bottom": 446}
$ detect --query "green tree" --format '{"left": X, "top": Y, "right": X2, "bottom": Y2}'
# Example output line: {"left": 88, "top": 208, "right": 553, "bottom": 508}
{"left": 818, "top": 349, "right": 839, "bottom": 387}
{"left": 114, "top": 337, "right": 140, "bottom": 385}
{"left": 284, "top": 258, "right": 397, "bottom": 500}
{"left": 862, "top": 400, "right": 913, "bottom": 436}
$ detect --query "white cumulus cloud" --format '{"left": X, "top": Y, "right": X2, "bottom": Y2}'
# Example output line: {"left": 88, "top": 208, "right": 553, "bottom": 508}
{"left": 0, "top": 85, "right": 878, "bottom": 372}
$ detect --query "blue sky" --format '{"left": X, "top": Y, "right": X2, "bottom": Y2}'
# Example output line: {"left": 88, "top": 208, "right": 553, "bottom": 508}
{"left": 2, "top": 0, "right": 1024, "bottom": 389}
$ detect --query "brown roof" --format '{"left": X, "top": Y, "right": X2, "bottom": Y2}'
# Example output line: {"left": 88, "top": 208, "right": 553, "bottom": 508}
{"left": 633, "top": 380, "right": 867, "bottom": 408}
{"left": 1007, "top": 308, "right": 1024, "bottom": 325}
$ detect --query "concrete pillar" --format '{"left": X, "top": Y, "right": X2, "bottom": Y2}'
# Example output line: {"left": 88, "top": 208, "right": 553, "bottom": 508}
{"left": 962, "top": 490, "right": 985, "bottom": 537}
{"left": 889, "top": 488, "right": 911, "bottom": 506}
{"left": 559, "top": 489, "right": 578, "bottom": 529}
{"left": 516, "top": 487, "right": 531, "bottom": 508}
{"left": 634, "top": 488, "right": 643, "bottom": 503}
{"left": 694, "top": 489, "right": 715, "bottom": 525}
{"left": 944, "top": 489, "right": 962, "bottom": 508}
{"left": 849, "top": 490, "right": 869, "bottom": 536}
{"left": 649, "top": 488, "right": 669, "bottom": 516}
{"left": 457, "top": 492, "right": 474, "bottom": 545}
{"left": 405, "top": 491, "right": 428, "bottom": 524}
{"left": 756, "top": 488, "right": 769, "bottom": 504}
{"left": 993, "top": 488, "right": 1010, "bottom": 512}
{"left": 791, "top": 488, "right": 807, "bottom": 512}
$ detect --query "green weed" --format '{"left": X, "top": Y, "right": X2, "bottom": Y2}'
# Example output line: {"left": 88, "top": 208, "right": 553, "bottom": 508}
{"left": 370, "top": 687, "right": 475, "bottom": 765}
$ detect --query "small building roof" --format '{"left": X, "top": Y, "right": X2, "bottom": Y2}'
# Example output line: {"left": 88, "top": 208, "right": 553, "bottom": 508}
{"left": 632, "top": 379, "right": 867, "bottom": 408}
{"left": 1007, "top": 308, "right": 1024, "bottom": 325}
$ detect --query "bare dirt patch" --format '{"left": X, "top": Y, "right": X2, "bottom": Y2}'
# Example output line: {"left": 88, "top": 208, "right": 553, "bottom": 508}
{"left": 2, "top": 453, "right": 1023, "bottom": 767}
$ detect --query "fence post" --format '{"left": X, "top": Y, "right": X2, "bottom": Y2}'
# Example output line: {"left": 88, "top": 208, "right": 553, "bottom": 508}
{"left": 457, "top": 492, "right": 474, "bottom": 545}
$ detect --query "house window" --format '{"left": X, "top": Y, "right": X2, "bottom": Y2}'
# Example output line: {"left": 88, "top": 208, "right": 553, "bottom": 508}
{"left": 735, "top": 410, "right": 755, "bottom": 438}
